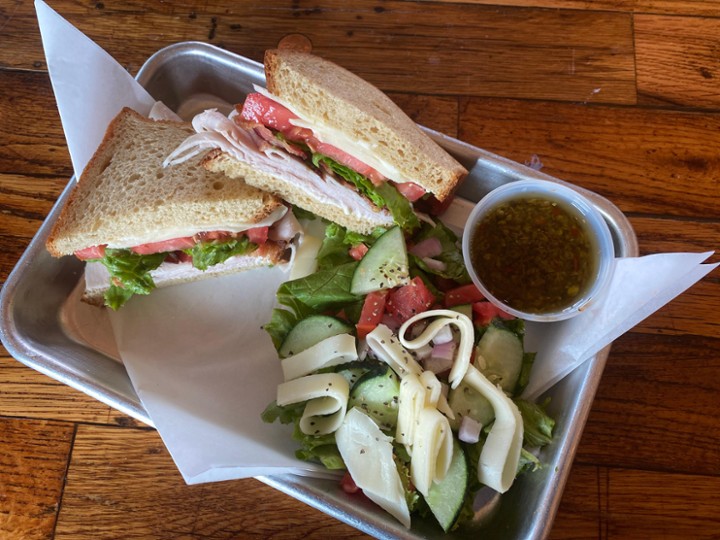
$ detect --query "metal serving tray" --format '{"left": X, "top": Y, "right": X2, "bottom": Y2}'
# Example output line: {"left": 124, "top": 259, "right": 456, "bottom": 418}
{"left": 0, "top": 42, "right": 638, "bottom": 539}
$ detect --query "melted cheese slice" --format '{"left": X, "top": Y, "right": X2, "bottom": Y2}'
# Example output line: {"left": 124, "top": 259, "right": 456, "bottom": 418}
{"left": 281, "top": 334, "right": 357, "bottom": 381}
{"left": 335, "top": 408, "right": 411, "bottom": 529}
{"left": 463, "top": 365, "right": 524, "bottom": 493}
{"left": 276, "top": 373, "right": 349, "bottom": 435}
{"left": 366, "top": 324, "right": 423, "bottom": 378}
{"left": 398, "top": 309, "right": 474, "bottom": 389}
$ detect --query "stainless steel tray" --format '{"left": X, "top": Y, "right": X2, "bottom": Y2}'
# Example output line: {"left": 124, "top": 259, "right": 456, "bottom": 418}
{"left": 0, "top": 42, "right": 638, "bottom": 539}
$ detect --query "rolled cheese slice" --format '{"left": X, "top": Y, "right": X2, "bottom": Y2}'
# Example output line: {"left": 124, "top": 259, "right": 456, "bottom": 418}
{"left": 281, "top": 334, "right": 357, "bottom": 381}
{"left": 396, "top": 373, "right": 426, "bottom": 448}
{"left": 463, "top": 365, "right": 524, "bottom": 493}
{"left": 336, "top": 408, "right": 411, "bottom": 529}
{"left": 411, "top": 408, "right": 454, "bottom": 497}
{"left": 276, "top": 373, "right": 349, "bottom": 435}
{"left": 366, "top": 324, "right": 423, "bottom": 378}
{"left": 398, "top": 309, "right": 474, "bottom": 389}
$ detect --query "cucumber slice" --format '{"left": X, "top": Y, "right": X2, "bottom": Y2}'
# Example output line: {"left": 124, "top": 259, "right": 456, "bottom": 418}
{"left": 450, "top": 303, "right": 472, "bottom": 320}
{"left": 336, "top": 365, "right": 371, "bottom": 388}
{"left": 279, "top": 315, "right": 353, "bottom": 358}
{"left": 448, "top": 381, "right": 495, "bottom": 430}
{"left": 348, "top": 366, "right": 400, "bottom": 431}
{"left": 474, "top": 326, "right": 523, "bottom": 394}
{"left": 350, "top": 227, "right": 410, "bottom": 295}
{"left": 425, "top": 443, "right": 468, "bottom": 532}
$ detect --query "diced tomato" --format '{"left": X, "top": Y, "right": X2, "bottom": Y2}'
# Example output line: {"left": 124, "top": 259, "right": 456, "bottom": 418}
{"left": 74, "top": 245, "right": 106, "bottom": 260}
{"left": 348, "top": 243, "right": 369, "bottom": 261}
{"left": 444, "top": 283, "right": 485, "bottom": 307}
{"left": 340, "top": 471, "right": 362, "bottom": 494}
{"left": 385, "top": 277, "right": 436, "bottom": 324}
{"left": 245, "top": 226, "right": 269, "bottom": 245}
{"left": 357, "top": 290, "right": 388, "bottom": 339}
{"left": 394, "top": 181, "right": 426, "bottom": 202}
{"left": 132, "top": 236, "right": 196, "bottom": 255}
{"left": 472, "top": 301, "right": 515, "bottom": 326}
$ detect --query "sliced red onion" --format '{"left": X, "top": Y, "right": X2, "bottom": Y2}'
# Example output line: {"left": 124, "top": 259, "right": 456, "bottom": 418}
{"left": 421, "top": 257, "right": 447, "bottom": 272}
{"left": 409, "top": 237, "right": 443, "bottom": 258}
{"left": 458, "top": 416, "right": 482, "bottom": 444}
{"left": 412, "top": 343, "right": 433, "bottom": 361}
{"left": 431, "top": 324, "right": 454, "bottom": 345}
{"left": 424, "top": 341, "right": 456, "bottom": 373}
{"left": 381, "top": 314, "right": 401, "bottom": 333}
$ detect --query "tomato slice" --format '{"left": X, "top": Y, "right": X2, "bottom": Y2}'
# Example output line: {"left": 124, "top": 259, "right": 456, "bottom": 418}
{"left": 239, "top": 94, "right": 387, "bottom": 186}
{"left": 245, "top": 226, "right": 269, "bottom": 245}
{"left": 472, "top": 301, "right": 515, "bottom": 326}
{"left": 357, "top": 290, "right": 389, "bottom": 339}
{"left": 386, "top": 277, "right": 436, "bottom": 324}
{"left": 74, "top": 245, "right": 106, "bottom": 260}
{"left": 340, "top": 471, "right": 362, "bottom": 494}
{"left": 444, "top": 283, "right": 485, "bottom": 307}
{"left": 131, "top": 236, "right": 196, "bottom": 255}
{"left": 394, "top": 181, "right": 426, "bottom": 202}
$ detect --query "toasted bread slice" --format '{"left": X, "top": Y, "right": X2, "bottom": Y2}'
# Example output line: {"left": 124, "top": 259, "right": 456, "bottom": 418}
{"left": 264, "top": 48, "right": 467, "bottom": 201}
{"left": 46, "top": 108, "right": 284, "bottom": 257}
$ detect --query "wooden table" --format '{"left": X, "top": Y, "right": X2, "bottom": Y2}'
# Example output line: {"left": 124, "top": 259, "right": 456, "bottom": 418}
{"left": 1, "top": 1, "right": 719, "bottom": 538}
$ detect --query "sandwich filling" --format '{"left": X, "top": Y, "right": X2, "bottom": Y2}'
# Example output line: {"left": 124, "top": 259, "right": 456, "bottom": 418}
{"left": 165, "top": 88, "right": 428, "bottom": 232}
{"left": 76, "top": 208, "right": 300, "bottom": 310}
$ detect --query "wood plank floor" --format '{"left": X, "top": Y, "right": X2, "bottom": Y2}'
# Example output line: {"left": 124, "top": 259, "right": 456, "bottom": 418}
{"left": 1, "top": 0, "right": 719, "bottom": 538}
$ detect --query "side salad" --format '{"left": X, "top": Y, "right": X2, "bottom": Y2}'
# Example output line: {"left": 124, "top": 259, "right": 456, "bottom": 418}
{"left": 262, "top": 217, "right": 554, "bottom": 532}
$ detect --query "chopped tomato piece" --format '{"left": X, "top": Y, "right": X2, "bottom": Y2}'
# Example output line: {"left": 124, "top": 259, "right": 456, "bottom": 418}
{"left": 386, "top": 277, "right": 436, "bottom": 324}
{"left": 308, "top": 139, "right": 385, "bottom": 185}
{"left": 394, "top": 181, "right": 426, "bottom": 202}
{"left": 239, "top": 93, "right": 305, "bottom": 134}
{"left": 340, "top": 471, "right": 362, "bottom": 494}
{"left": 74, "top": 245, "right": 106, "bottom": 260}
{"left": 132, "top": 236, "right": 196, "bottom": 255}
{"left": 472, "top": 301, "right": 515, "bottom": 326}
{"left": 245, "top": 226, "right": 269, "bottom": 245}
{"left": 357, "top": 290, "right": 388, "bottom": 339}
{"left": 444, "top": 283, "right": 485, "bottom": 307}
{"left": 348, "top": 243, "right": 369, "bottom": 261}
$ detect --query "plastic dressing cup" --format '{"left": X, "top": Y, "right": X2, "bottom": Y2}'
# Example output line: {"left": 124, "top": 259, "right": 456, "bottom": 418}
{"left": 461, "top": 179, "right": 616, "bottom": 322}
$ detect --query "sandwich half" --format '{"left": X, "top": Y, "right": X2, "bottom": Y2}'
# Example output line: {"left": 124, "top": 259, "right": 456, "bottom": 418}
{"left": 46, "top": 108, "right": 298, "bottom": 309}
{"left": 165, "top": 49, "right": 467, "bottom": 235}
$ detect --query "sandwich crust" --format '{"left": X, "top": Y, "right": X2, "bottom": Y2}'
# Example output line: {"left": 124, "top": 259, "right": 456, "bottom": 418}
{"left": 46, "top": 108, "right": 283, "bottom": 257}
{"left": 264, "top": 48, "right": 467, "bottom": 201}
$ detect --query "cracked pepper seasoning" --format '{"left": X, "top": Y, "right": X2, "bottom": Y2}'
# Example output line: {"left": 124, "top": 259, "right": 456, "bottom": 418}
{"left": 469, "top": 196, "right": 595, "bottom": 313}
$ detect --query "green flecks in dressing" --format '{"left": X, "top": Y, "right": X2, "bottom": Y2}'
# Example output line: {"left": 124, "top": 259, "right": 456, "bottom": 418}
{"left": 469, "top": 196, "right": 596, "bottom": 313}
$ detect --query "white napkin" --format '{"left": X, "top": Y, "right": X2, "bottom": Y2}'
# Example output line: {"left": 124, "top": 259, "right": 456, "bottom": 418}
{"left": 36, "top": 0, "right": 718, "bottom": 484}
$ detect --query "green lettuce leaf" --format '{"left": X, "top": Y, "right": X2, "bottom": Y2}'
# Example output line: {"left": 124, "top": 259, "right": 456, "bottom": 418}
{"left": 95, "top": 248, "right": 167, "bottom": 310}
{"left": 312, "top": 153, "right": 419, "bottom": 232}
{"left": 514, "top": 398, "right": 555, "bottom": 448}
{"left": 276, "top": 261, "right": 361, "bottom": 317}
{"left": 185, "top": 236, "right": 257, "bottom": 271}
{"left": 263, "top": 308, "right": 299, "bottom": 351}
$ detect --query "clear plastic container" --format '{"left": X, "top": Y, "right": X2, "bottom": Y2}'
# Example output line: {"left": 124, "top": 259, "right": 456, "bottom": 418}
{"left": 461, "top": 179, "right": 616, "bottom": 322}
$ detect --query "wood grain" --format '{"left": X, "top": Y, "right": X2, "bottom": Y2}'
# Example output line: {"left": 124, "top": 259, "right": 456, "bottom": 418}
{"left": 1, "top": 0, "right": 636, "bottom": 103}
{"left": 635, "top": 14, "right": 720, "bottom": 108}
{"left": 55, "top": 425, "right": 369, "bottom": 539}
{"left": 458, "top": 97, "right": 720, "bottom": 219}
{"left": 0, "top": 417, "right": 73, "bottom": 540}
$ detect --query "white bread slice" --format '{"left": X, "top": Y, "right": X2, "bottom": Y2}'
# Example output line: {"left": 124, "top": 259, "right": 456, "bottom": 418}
{"left": 46, "top": 108, "right": 284, "bottom": 257}
{"left": 263, "top": 48, "right": 467, "bottom": 201}
{"left": 203, "top": 149, "right": 395, "bottom": 235}
{"left": 82, "top": 243, "right": 287, "bottom": 306}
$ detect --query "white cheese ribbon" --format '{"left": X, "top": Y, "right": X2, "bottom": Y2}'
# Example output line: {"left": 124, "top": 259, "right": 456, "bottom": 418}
{"left": 463, "top": 365, "right": 524, "bottom": 493}
{"left": 281, "top": 334, "right": 357, "bottom": 381}
{"left": 336, "top": 408, "right": 411, "bottom": 528}
{"left": 411, "top": 408, "right": 454, "bottom": 497}
{"left": 396, "top": 373, "right": 426, "bottom": 448}
{"left": 366, "top": 324, "right": 423, "bottom": 378}
{"left": 399, "top": 309, "right": 475, "bottom": 389}
{"left": 276, "top": 373, "right": 349, "bottom": 435}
